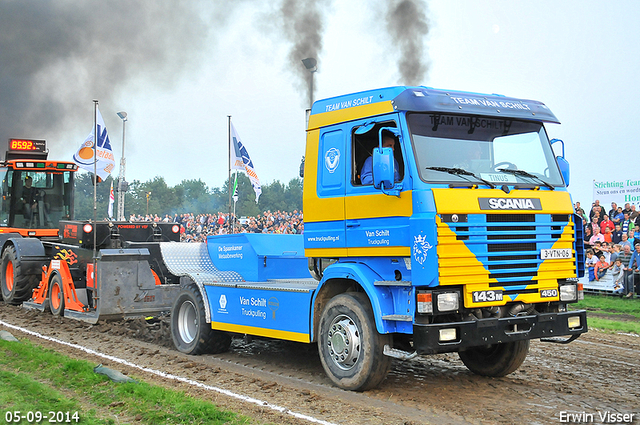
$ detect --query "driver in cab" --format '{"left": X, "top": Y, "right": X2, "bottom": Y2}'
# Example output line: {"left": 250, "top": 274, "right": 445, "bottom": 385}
{"left": 360, "top": 133, "right": 401, "bottom": 185}
{"left": 21, "top": 176, "right": 37, "bottom": 219}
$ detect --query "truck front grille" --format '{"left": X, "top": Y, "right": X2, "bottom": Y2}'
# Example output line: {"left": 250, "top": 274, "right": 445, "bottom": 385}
{"left": 437, "top": 213, "right": 576, "bottom": 289}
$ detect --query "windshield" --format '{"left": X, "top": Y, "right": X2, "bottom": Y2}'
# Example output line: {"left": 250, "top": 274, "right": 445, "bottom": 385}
{"left": 407, "top": 113, "right": 564, "bottom": 187}
{"left": 3, "top": 169, "right": 74, "bottom": 229}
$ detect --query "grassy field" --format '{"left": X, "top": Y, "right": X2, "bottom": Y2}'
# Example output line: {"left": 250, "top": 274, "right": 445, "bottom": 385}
{"left": 572, "top": 294, "right": 640, "bottom": 334}
{"left": 0, "top": 338, "right": 258, "bottom": 425}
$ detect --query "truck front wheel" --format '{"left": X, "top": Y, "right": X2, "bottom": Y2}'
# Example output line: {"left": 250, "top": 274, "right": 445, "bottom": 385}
{"left": 1, "top": 246, "right": 38, "bottom": 305}
{"left": 171, "top": 285, "right": 231, "bottom": 355}
{"left": 318, "top": 292, "right": 392, "bottom": 391}
{"left": 458, "top": 340, "right": 529, "bottom": 377}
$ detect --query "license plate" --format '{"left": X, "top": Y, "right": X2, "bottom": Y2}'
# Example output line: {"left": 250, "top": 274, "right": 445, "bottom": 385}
{"left": 472, "top": 290, "right": 503, "bottom": 303}
{"left": 540, "top": 248, "right": 571, "bottom": 259}
{"left": 540, "top": 289, "right": 558, "bottom": 298}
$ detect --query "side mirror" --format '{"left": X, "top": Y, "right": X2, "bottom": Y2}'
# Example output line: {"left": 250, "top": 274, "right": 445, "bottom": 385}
{"left": 556, "top": 156, "right": 570, "bottom": 187}
{"left": 550, "top": 138, "right": 565, "bottom": 157}
{"left": 372, "top": 147, "right": 395, "bottom": 190}
{"left": 550, "top": 138, "right": 570, "bottom": 186}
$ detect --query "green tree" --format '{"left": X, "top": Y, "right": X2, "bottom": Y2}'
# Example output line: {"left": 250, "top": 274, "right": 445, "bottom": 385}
{"left": 225, "top": 173, "right": 260, "bottom": 218}
{"left": 259, "top": 180, "right": 286, "bottom": 212}
{"left": 126, "top": 176, "right": 179, "bottom": 218}
{"left": 284, "top": 177, "right": 303, "bottom": 211}
{"left": 73, "top": 172, "right": 115, "bottom": 220}
{"left": 175, "top": 179, "right": 219, "bottom": 214}
{"left": 71, "top": 171, "right": 303, "bottom": 222}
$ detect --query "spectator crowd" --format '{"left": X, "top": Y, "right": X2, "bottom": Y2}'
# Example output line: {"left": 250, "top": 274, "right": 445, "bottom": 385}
{"left": 130, "top": 210, "right": 304, "bottom": 242}
{"left": 575, "top": 200, "right": 640, "bottom": 297}
{"left": 128, "top": 200, "right": 640, "bottom": 298}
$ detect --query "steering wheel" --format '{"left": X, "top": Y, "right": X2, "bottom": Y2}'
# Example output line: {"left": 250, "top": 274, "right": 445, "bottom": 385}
{"left": 493, "top": 161, "right": 517, "bottom": 171}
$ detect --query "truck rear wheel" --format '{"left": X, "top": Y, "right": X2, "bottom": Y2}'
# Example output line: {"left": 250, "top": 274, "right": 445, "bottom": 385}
{"left": 171, "top": 285, "right": 231, "bottom": 355}
{"left": 48, "top": 274, "right": 65, "bottom": 316}
{"left": 318, "top": 292, "right": 392, "bottom": 391}
{"left": 1, "top": 246, "right": 38, "bottom": 305}
{"left": 458, "top": 340, "right": 530, "bottom": 377}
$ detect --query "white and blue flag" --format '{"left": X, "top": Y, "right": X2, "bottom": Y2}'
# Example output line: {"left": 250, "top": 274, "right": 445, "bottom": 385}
{"left": 73, "top": 107, "right": 115, "bottom": 181}
{"left": 230, "top": 122, "right": 261, "bottom": 202}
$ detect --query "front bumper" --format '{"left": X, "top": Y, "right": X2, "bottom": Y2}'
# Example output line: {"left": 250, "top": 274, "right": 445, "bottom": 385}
{"left": 413, "top": 310, "right": 587, "bottom": 354}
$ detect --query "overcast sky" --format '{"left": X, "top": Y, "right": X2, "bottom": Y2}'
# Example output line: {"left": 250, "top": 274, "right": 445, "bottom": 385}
{"left": 1, "top": 0, "right": 638, "bottom": 208}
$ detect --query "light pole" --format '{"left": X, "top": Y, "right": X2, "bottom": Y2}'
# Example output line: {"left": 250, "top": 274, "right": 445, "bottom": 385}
{"left": 301, "top": 57, "right": 317, "bottom": 110}
{"left": 116, "top": 111, "right": 127, "bottom": 221}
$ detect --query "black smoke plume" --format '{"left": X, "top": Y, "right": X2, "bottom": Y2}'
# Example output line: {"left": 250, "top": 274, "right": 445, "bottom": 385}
{"left": 0, "top": 1, "right": 211, "bottom": 150}
{"left": 279, "top": 0, "right": 328, "bottom": 108}
{"left": 386, "top": 0, "right": 430, "bottom": 85}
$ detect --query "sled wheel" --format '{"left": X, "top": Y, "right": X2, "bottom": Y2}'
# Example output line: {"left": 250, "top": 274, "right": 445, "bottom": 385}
{"left": 48, "top": 274, "right": 65, "bottom": 316}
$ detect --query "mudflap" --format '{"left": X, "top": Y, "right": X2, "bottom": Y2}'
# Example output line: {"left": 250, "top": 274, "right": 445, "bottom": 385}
{"left": 66, "top": 249, "right": 180, "bottom": 323}
{"left": 22, "top": 299, "right": 49, "bottom": 312}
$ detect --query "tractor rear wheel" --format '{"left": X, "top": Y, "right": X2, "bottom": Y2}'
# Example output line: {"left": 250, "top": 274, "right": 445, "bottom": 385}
{"left": 0, "top": 246, "right": 38, "bottom": 305}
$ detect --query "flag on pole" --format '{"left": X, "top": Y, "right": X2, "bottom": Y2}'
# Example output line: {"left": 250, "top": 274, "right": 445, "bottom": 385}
{"left": 108, "top": 181, "right": 115, "bottom": 219}
{"left": 73, "top": 107, "right": 115, "bottom": 181}
{"left": 230, "top": 122, "right": 261, "bottom": 202}
{"left": 232, "top": 171, "right": 238, "bottom": 203}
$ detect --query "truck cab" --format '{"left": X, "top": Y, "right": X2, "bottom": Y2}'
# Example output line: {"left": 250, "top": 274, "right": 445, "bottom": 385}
{"left": 302, "top": 86, "right": 586, "bottom": 387}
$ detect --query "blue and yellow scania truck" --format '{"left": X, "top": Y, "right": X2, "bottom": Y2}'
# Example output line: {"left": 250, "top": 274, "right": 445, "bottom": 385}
{"left": 168, "top": 86, "right": 587, "bottom": 391}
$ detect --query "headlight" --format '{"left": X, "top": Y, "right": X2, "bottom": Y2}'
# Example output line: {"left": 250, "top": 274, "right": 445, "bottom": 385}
{"left": 560, "top": 284, "right": 577, "bottom": 302}
{"left": 437, "top": 292, "right": 459, "bottom": 312}
{"left": 568, "top": 315, "right": 581, "bottom": 329}
{"left": 439, "top": 328, "right": 457, "bottom": 342}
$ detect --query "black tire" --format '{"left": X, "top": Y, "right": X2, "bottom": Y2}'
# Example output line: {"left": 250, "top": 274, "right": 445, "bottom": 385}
{"left": 48, "top": 274, "right": 64, "bottom": 316}
{"left": 458, "top": 340, "right": 530, "bottom": 377}
{"left": 171, "top": 285, "right": 231, "bottom": 355}
{"left": 0, "top": 246, "right": 39, "bottom": 305}
{"left": 317, "top": 292, "right": 392, "bottom": 391}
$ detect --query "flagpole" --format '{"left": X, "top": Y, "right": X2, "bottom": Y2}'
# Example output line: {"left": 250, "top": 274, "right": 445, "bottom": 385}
{"left": 92, "top": 100, "right": 98, "bottom": 259}
{"left": 227, "top": 115, "right": 232, "bottom": 234}
{"left": 233, "top": 196, "right": 237, "bottom": 234}
{"left": 232, "top": 170, "right": 238, "bottom": 234}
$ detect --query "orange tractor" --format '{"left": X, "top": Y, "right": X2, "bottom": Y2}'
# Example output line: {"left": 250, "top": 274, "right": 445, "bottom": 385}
{"left": 0, "top": 139, "right": 181, "bottom": 322}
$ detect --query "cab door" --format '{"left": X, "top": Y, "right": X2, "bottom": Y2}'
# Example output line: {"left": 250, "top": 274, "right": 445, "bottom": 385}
{"left": 345, "top": 117, "right": 412, "bottom": 258}
{"left": 303, "top": 126, "right": 347, "bottom": 257}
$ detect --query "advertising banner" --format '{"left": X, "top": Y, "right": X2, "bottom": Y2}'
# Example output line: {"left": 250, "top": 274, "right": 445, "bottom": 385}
{"left": 592, "top": 179, "right": 640, "bottom": 207}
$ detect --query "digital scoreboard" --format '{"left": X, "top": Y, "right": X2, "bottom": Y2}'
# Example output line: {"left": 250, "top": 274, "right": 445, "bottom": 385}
{"left": 8, "top": 138, "right": 47, "bottom": 153}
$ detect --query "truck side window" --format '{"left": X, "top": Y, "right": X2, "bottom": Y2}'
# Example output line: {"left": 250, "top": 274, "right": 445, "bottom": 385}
{"left": 352, "top": 121, "right": 403, "bottom": 186}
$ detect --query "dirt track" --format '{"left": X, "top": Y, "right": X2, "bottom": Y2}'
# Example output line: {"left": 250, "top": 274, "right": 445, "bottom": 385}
{"left": 1, "top": 303, "right": 638, "bottom": 425}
